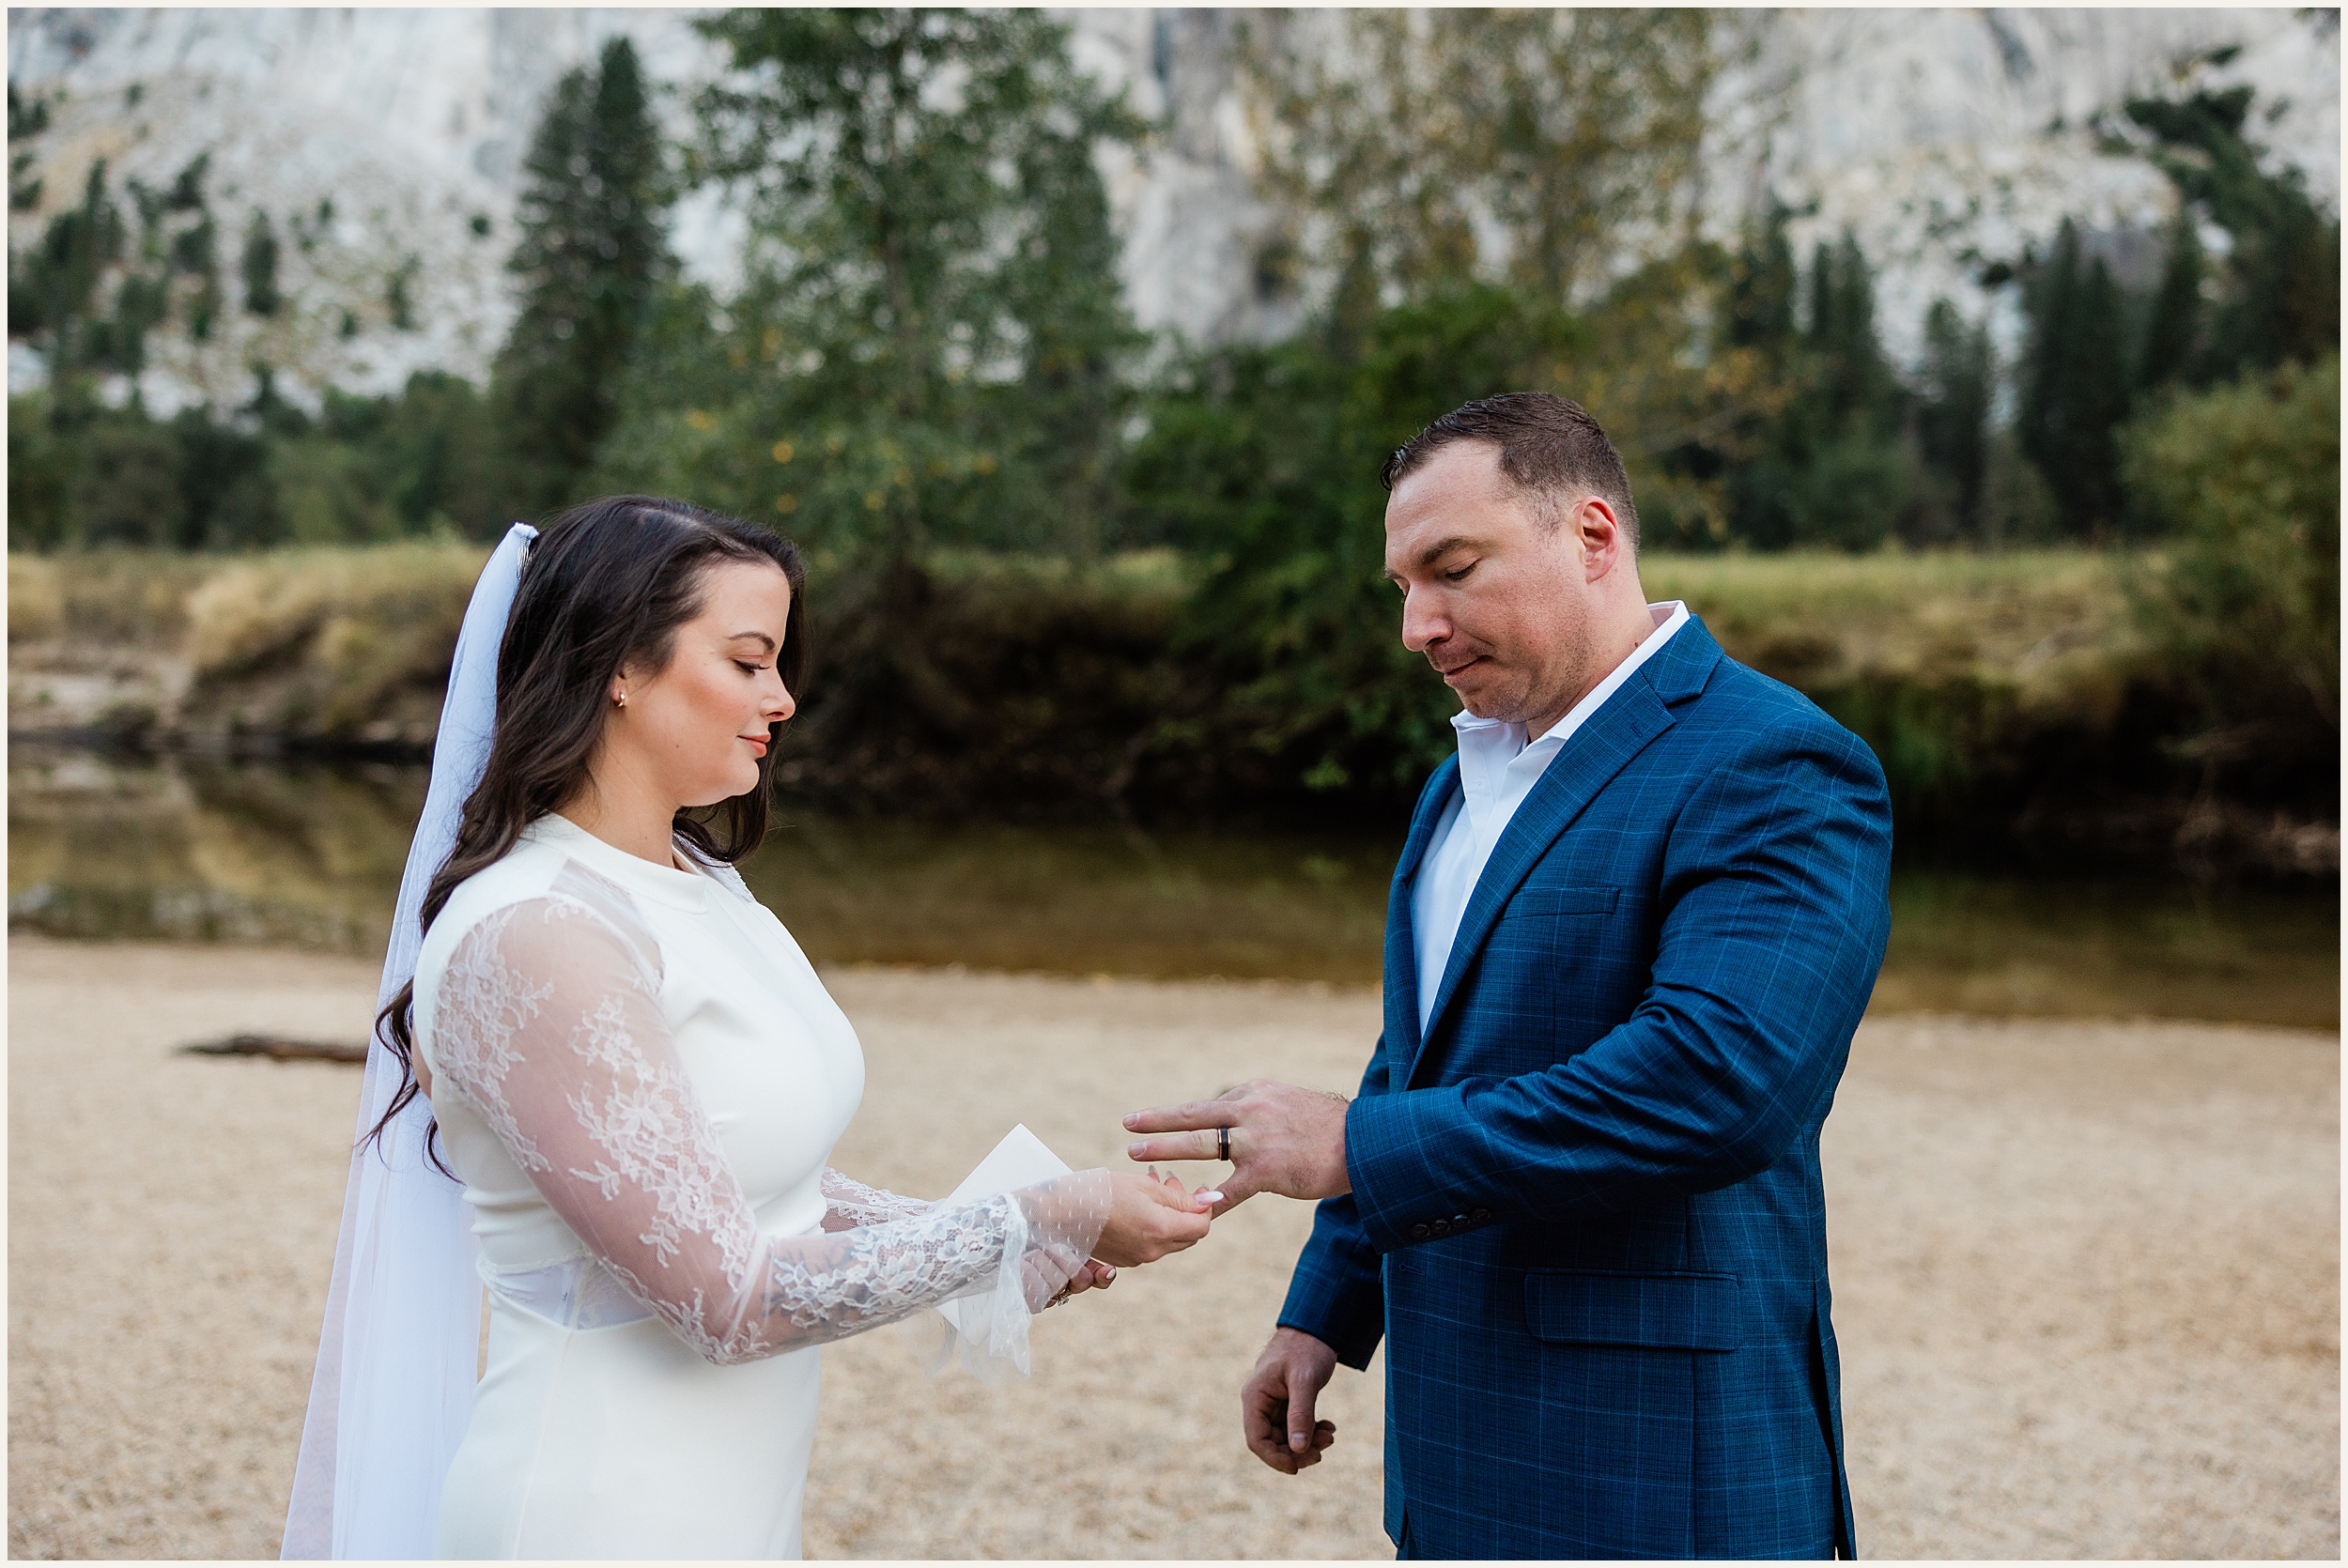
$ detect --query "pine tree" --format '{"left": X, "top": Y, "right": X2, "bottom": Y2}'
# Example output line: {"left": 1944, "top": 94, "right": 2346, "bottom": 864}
{"left": 2125, "top": 84, "right": 2340, "bottom": 379}
{"left": 2018, "top": 221, "right": 2133, "bottom": 537}
{"left": 1916, "top": 298, "right": 1993, "bottom": 535}
{"left": 13, "top": 159, "right": 124, "bottom": 422}
{"left": 687, "top": 8, "right": 1142, "bottom": 563}
{"left": 491, "top": 34, "right": 668, "bottom": 518}
{"left": 2136, "top": 209, "right": 2203, "bottom": 392}
{"left": 1719, "top": 208, "right": 1806, "bottom": 547}
{"left": 1806, "top": 231, "right": 1897, "bottom": 432}
{"left": 1727, "top": 203, "right": 1798, "bottom": 354}
{"left": 668, "top": 8, "right": 1145, "bottom": 766}
{"left": 240, "top": 208, "right": 281, "bottom": 315}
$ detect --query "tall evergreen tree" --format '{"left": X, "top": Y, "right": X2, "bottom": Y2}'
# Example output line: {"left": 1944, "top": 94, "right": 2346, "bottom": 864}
{"left": 1806, "top": 231, "right": 1898, "bottom": 432}
{"left": 655, "top": 8, "right": 1145, "bottom": 769}
{"left": 2125, "top": 84, "right": 2340, "bottom": 380}
{"left": 1915, "top": 298, "right": 1993, "bottom": 536}
{"left": 240, "top": 208, "right": 281, "bottom": 316}
{"left": 683, "top": 8, "right": 1142, "bottom": 564}
{"left": 2018, "top": 220, "right": 2133, "bottom": 537}
{"left": 13, "top": 160, "right": 124, "bottom": 423}
{"left": 1718, "top": 207, "right": 1807, "bottom": 547}
{"left": 1727, "top": 202, "right": 1799, "bottom": 353}
{"left": 2135, "top": 208, "right": 2204, "bottom": 392}
{"left": 491, "top": 35, "right": 668, "bottom": 518}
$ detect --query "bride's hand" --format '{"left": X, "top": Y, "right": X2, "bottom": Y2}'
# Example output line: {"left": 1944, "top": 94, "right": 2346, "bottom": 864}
{"left": 1091, "top": 1167, "right": 1216, "bottom": 1268}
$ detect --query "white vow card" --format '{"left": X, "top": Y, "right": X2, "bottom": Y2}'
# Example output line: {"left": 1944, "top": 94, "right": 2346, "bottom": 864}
{"left": 935, "top": 1125, "right": 1074, "bottom": 1339}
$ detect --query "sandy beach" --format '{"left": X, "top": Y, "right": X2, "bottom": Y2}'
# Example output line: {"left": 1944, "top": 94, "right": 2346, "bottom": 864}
{"left": 8, "top": 937, "right": 2338, "bottom": 1559}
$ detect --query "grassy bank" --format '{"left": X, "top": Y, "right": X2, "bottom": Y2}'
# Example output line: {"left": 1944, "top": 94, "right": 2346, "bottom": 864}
{"left": 7, "top": 544, "right": 2334, "bottom": 875}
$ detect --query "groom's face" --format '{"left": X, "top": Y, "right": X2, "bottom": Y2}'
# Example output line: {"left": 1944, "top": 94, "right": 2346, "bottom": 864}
{"left": 1383, "top": 440, "right": 1606, "bottom": 727}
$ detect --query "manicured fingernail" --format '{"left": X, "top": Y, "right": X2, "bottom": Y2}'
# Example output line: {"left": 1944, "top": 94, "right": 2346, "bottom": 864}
{"left": 1197, "top": 1191, "right": 1224, "bottom": 1205}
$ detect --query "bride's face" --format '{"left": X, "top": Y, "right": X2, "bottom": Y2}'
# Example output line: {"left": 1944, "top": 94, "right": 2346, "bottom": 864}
{"left": 603, "top": 559, "right": 797, "bottom": 809}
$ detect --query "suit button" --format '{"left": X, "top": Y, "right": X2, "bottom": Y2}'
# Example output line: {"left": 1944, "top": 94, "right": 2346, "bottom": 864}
{"left": 1409, "top": 1222, "right": 1431, "bottom": 1240}
{"left": 1471, "top": 1207, "right": 1491, "bottom": 1222}
{"left": 1452, "top": 1213, "right": 1470, "bottom": 1229}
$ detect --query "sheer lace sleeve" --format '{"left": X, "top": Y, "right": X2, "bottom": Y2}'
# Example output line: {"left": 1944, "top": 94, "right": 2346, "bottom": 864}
{"left": 820, "top": 1169, "right": 934, "bottom": 1232}
{"left": 425, "top": 891, "right": 1108, "bottom": 1369}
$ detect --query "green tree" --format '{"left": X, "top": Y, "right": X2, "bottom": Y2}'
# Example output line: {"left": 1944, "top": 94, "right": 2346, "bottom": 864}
{"left": 673, "top": 8, "right": 1142, "bottom": 560}
{"left": 635, "top": 8, "right": 1145, "bottom": 767}
{"left": 8, "top": 85, "right": 48, "bottom": 209}
{"left": 2124, "top": 83, "right": 2340, "bottom": 380}
{"left": 2017, "top": 220, "right": 2133, "bottom": 537}
{"left": 490, "top": 35, "right": 670, "bottom": 518}
{"left": 11, "top": 160, "right": 125, "bottom": 421}
{"left": 1715, "top": 220, "right": 1909, "bottom": 549}
{"left": 7, "top": 393, "right": 76, "bottom": 547}
{"left": 1726, "top": 202, "right": 1799, "bottom": 353}
{"left": 2122, "top": 354, "right": 2338, "bottom": 808}
{"left": 1240, "top": 8, "right": 1716, "bottom": 325}
{"left": 241, "top": 208, "right": 281, "bottom": 316}
{"left": 2136, "top": 208, "right": 2203, "bottom": 392}
{"left": 1915, "top": 298, "right": 1993, "bottom": 538}
{"left": 1125, "top": 285, "right": 1584, "bottom": 796}
{"left": 1805, "top": 233, "right": 1898, "bottom": 431}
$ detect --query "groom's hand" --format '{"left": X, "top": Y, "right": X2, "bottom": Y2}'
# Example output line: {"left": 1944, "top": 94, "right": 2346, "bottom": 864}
{"left": 1122, "top": 1079, "right": 1350, "bottom": 1214}
{"left": 1242, "top": 1327, "right": 1339, "bottom": 1473}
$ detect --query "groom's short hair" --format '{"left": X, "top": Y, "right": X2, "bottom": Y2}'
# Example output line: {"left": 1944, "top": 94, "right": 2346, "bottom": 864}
{"left": 1381, "top": 392, "right": 1640, "bottom": 546}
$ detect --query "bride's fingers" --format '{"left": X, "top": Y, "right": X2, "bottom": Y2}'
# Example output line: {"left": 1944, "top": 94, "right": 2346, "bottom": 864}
{"left": 1141, "top": 1169, "right": 1215, "bottom": 1209}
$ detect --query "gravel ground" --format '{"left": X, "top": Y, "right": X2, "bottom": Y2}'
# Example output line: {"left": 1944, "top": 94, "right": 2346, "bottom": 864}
{"left": 8, "top": 939, "right": 2338, "bottom": 1559}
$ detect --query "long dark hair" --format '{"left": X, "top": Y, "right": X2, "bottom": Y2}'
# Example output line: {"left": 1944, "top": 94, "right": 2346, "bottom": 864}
{"left": 364, "top": 496, "right": 807, "bottom": 1172}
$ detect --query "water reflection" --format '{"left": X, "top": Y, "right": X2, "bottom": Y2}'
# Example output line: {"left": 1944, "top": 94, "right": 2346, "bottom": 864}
{"left": 8, "top": 750, "right": 2337, "bottom": 1028}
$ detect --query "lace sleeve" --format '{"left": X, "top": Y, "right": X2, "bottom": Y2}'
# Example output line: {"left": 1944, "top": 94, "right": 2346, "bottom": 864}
{"left": 426, "top": 894, "right": 1109, "bottom": 1368}
{"left": 820, "top": 1169, "right": 934, "bottom": 1232}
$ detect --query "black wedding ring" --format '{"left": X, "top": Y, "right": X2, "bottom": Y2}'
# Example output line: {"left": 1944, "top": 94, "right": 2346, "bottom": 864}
{"left": 1217, "top": 1126, "right": 1230, "bottom": 1161}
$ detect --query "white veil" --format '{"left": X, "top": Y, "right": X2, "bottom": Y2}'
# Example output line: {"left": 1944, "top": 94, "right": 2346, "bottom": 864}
{"left": 283, "top": 523, "right": 537, "bottom": 1560}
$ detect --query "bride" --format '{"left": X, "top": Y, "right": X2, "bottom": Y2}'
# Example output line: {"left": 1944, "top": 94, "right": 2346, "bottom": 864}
{"left": 285, "top": 496, "right": 1214, "bottom": 1560}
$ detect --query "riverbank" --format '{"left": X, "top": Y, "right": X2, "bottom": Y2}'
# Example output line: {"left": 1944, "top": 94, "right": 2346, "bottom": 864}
{"left": 9, "top": 748, "right": 2340, "bottom": 1026}
{"left": 8, "top": 546, "right": 2337, "bottom": 877}
{"left": 8, "top": 939, "right": 2337, "bottom": 1559}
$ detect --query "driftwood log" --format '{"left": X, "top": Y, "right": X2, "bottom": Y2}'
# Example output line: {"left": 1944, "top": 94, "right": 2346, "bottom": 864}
{"left": 179, "top": 1033, "right": 368, "bottom": 1065}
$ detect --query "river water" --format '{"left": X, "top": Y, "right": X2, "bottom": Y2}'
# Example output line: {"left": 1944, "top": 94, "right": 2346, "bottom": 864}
{"left": 8, "top": 749, "right": 2337, "bottom": 1029}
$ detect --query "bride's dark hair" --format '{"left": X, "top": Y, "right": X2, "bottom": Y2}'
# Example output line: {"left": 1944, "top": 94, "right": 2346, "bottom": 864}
{"left": 365, "top": 495, "right": 807, "bottom": 1171}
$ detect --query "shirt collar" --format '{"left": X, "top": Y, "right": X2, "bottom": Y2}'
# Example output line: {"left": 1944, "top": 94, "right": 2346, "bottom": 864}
{"left": 1448, "top": 601, "right": 1690, "bottom": 757}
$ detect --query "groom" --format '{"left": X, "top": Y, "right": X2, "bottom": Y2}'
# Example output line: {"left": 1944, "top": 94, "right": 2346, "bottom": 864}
{"left": 1126, "top": 393, "right": 1892, "bottom": 1559}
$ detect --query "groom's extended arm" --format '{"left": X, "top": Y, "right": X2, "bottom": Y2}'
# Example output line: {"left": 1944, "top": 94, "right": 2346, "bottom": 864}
{"left": 1340, "top": 719, "right": 1892, "bottom": 1245}
{"left": 1128, "top": 718, "right": 1892, "bottom": 1246}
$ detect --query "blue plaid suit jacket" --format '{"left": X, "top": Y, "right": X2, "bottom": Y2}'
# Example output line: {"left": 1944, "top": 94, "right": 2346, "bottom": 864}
{"left": 1278, "top": 616, "right": 1891, "bottom": 1560}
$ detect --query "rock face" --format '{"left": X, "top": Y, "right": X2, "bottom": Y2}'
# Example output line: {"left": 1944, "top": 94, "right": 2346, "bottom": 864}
{"left": 1706, "top": 8, "right": 2340, "bottom": 366}
{"left": 7, "top": 7, "right": 2337, "bottom": 411}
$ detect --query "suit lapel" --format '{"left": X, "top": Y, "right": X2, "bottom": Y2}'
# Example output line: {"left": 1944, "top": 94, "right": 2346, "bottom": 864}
{"left": 1382, "top": 755, "right": 1460, "bottom": 1067}
{"left": 1403, "top": 620, "right": 1723, "bottom": 1088}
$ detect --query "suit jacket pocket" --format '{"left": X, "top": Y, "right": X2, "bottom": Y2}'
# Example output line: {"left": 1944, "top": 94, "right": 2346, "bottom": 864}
{"left": 1510, "top": 884, "right": 1621, "bottom": 916}
{"left": 1522, "top": 1268, "right": 1744, "bottom": 1351}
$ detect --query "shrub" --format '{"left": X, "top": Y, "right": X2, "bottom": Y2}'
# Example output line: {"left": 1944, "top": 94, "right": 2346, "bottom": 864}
{"left": 2121, "top": 355, "right": 2339, "bottom": 810}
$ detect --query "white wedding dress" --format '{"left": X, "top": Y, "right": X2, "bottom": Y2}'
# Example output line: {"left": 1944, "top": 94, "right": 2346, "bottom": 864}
{"left": 409, "top": 813, "right": 1107, "bottom": 1559}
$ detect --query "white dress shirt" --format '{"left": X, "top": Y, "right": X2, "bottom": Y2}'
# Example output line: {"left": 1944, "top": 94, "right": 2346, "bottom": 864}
{"left": 1411, "top": 601, "right": 1690, "bottom": 1031}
